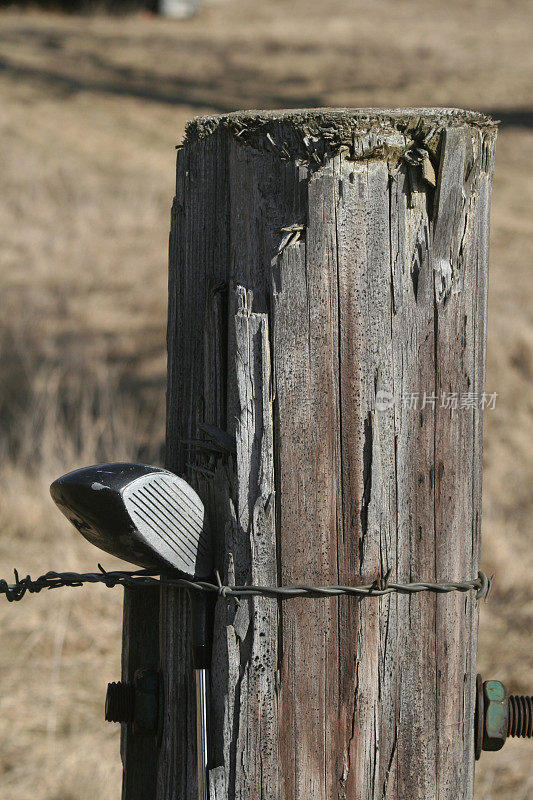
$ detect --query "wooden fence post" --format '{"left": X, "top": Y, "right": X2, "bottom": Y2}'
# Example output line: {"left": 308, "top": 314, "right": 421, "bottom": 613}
{"left": 160, "top": 109, "right": 497, "bottom": 800}
{"left": 120, "top": 586, "right": 160, "bottom": 799}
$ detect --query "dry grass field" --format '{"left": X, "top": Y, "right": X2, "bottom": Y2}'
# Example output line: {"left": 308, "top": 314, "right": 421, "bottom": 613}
{"left": 0, "top": 1, "right": 532, "bottom": 797}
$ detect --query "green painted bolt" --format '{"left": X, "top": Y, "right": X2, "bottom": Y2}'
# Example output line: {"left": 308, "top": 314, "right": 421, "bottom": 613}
{"left": 483, "top": 680, "right": 509, "bottom": 752}
{"left": 106, "top": 668, "right": 162, "bottom": 738}
{"left": 475, "top": 675, "right": 533, "bottom": 759}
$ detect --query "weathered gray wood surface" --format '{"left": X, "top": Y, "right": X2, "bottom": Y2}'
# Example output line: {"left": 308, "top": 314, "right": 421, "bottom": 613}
{"left": 161, "top": 108, "right": 497, "bottom": 800}
{"left": 120, "top": 586, "right": 160, "bottom": 800}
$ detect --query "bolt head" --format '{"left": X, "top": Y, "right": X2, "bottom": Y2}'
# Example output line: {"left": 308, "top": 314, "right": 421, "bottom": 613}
{"left": 132, "top": 668, "right": 161, "bottom": 735}
{"left": 104, "top": 669, "right": 162, "bottom": 740}
{"left": 483, "top": 679, "right": 509, "bottom": 752}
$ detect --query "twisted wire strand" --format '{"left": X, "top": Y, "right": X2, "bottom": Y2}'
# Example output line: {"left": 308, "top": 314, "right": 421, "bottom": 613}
{"left": 0, "top": 566, "right": 493, "bottom": 603}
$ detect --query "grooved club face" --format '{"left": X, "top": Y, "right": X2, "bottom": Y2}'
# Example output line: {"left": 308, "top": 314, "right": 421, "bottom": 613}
{"left": 50, "top": 462, "right": 212, "bottom": 578}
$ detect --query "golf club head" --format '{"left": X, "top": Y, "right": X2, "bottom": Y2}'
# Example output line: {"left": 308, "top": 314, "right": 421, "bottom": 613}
{"left": 50, "top": 462, "right": 212, "bottom": 578}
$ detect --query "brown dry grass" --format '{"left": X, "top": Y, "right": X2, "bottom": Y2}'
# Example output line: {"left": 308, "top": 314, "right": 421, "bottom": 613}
{"left": 0, "top": 1, "right": 531, "bottom": 797}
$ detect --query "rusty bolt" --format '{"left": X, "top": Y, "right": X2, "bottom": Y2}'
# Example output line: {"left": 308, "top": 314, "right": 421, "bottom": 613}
{"left": 475, "top": 675, "right": 533, "bottom": 759}
{"left": 105, "top": 668, "right": 162, "bottom": 738}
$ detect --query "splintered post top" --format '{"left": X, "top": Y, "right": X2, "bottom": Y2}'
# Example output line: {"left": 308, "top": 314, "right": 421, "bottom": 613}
{"left": 50, "top": 462, "right": 212, "bottom": 578}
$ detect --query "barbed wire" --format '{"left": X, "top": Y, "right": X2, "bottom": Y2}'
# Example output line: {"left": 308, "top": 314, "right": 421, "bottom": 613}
{"left": 0, "top": 565, "right": 493, "bottom": 604}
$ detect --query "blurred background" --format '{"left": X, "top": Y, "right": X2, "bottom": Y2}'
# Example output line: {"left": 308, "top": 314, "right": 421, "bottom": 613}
{"left": 0, "top": 0, "right": 531, "bottom": 798}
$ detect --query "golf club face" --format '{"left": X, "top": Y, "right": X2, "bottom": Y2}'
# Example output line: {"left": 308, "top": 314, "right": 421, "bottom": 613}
{"left": 50, "top": 462, "right": 212, "bottom": 578}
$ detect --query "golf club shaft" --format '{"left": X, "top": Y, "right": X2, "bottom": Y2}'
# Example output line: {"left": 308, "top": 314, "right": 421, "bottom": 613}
{"left": 195, "top": 668, "right": 208, "bottom": 800}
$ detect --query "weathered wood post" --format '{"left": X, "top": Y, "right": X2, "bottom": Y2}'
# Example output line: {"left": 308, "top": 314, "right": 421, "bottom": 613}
{"left": 159, "top": 108, "right": 497, "bottom": 800}
{"left": 120, "top": 587, "right": 160, "bottom": 799}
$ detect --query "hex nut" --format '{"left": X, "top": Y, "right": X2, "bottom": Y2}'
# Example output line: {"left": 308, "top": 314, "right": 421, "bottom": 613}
{"left": 131, "top": 668, "right": 162, "bottom": 737}
{"left": 483, "top": 679, "right": 509, "bottom": 752}
{"left": 105, "top": 668, "right": 162, "bottom": 741}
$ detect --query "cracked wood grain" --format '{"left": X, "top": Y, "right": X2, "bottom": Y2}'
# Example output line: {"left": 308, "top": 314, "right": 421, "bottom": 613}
{"left": 158, "top": 109, "right": 496, "bottom": 800}
{"left": 120, "top": 587, "right": 160, "bottom": 800}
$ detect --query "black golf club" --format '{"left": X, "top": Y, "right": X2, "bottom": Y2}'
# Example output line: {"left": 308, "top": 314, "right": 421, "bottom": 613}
{"left": 50, "top": 462, "right": 213, "bottom": 800}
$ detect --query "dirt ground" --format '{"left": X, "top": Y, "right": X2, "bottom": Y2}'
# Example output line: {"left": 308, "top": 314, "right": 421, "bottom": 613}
{"left": 0, "top": 1, "right": 532, "bottom": 797}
